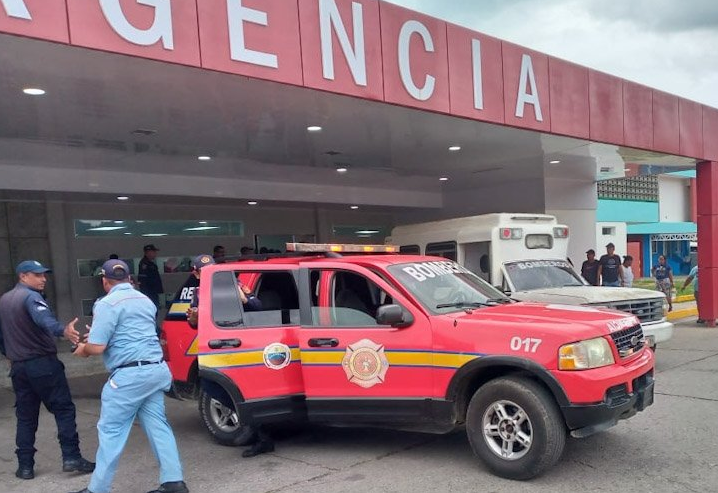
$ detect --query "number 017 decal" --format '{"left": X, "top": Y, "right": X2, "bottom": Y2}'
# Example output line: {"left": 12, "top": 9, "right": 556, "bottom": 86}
{"left": 510, "top": 337, "right": 542, "bottom": 353}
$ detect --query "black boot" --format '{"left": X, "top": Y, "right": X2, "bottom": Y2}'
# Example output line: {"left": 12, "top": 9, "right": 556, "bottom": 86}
{"left": 63, "top": 456, "right": 96, "bottom": 474}
{"left": 15, "top": 465, "right": 34, "bottom": 480}
{"left": 242, "top": 438, "right": 274, "bottom": 458}
{"left": 147, "top": 480, "right": 189, "bottom": 493}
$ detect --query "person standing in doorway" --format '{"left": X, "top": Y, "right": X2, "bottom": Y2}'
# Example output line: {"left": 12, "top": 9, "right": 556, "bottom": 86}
{"left": 0, "top": 261, "right": 95, "bottom": 480}
{"left": 70, "top": 259, "right": 188, "bottom": 493}
{"left": 212, "top": 245, "right": 226, "bottom": 264}
{"left": 652, "top": 255, "right": 674, "bottom": 312}
{"left": 681, "top": 263, "right": 704, "bottom": 323}
{"left": 598, "top": 243, "right": 624, "bottom": 287}
{"left": 580, "top": 249, "right": 600, "bottom": 286}
{"left": 621, "top": 255, "right": 635, "bottom": 288}
{"left": 138, "top": 244, "right": 164, "bottom": 309}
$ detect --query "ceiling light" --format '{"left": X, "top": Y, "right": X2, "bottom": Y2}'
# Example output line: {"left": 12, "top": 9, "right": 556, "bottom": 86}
{"left": 439, "top": 177, "right": 449, "bottom": 182}
{"left": 113, "top": 220, "right": 124, "bottom": 224}
{"left": 198, "top": 155, "right": 212, "bottom": 161}
{"left": 350, "top": 205, "right": 359, "bottom": 210}
{"left": 248, "top": 201, "right": 258, "bottom": 206}
{"left": 123, "top": 233, "right": 132, "bottom": 235}
{"left": 184, "top": 226, "right": 221, "bottom": 232}
{"left": 199, "top": 221, "right": 208, "bottom": 224}
{"left": 549, "top": 160, "right": 561, "bottom": 164}
{"left": 87, "top": 226, "right": 127, "bottom": 232}
{"left": 336, "top": 167, "right": 348, "bottom": 173}
{"left": 448, "top": 146, "right": 461, "bottom": 152}
{"left": 142, "top": 233, "right": 168, "bottom": 237}
{"left": 307, "top": 126, "right": 322, "bottom": 132}
{"left": 117, "top": 196, "right": 129, "bottom": 201}
{"left": 23, "top": 88, "right": 45, "bottom": 96}
{"left": 355, "top": 230, "right": 380, "bottom": 235}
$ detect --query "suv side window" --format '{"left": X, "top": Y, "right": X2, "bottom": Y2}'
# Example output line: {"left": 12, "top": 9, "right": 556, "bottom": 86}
{"left": 312, "top": 270, "right": 399, "bottom": 327}
{"left": 426, "top": 241, "right": 457, "bottom": 261}
{"left": 211, "top": 270, "right": 300, "bottom": 329}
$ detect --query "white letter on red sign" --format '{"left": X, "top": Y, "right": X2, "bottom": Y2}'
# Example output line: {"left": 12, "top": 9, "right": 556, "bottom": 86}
{"left": 472, "top": 39, "right": 483, "bottom": 110}
{"left": 1, "top": 0, "right": 31, "bottom": 19}
{"left": 515, "top": 54, "right": 543, "bottom": 121}
{"left": 398, "top": 20, "right": 435, "bottom": 101}
{"left": 319, "top": 0, "right": 366, "bottom": 86}
{"left": 99, "top": 0, "right": 174, "bottom": 50}
{"left": 227, "top": 0, "right": 278, "bottom": 68}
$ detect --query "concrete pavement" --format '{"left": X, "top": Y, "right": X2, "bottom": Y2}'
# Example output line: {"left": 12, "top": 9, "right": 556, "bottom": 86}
{"left": 0, "top": 317, "right": 716, "bottom": 493}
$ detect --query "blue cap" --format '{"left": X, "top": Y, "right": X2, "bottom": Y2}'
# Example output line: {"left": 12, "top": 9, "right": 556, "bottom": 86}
{"left": 192, "top": 254, "right": 215, "bottom": 270}
{"left": 16, "top": 260, "right": 52, "bottom": 275}
{"left": 100, "top": 259, "right": 131, "bottom": 280}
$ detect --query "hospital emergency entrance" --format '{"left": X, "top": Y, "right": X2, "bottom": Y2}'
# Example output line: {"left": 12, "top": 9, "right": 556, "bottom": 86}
{"left": 0, "top": 0, "right": 716, "bottom": 352}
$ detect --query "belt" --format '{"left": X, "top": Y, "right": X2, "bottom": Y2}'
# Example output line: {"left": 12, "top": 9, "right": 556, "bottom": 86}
{"left": 116, "top": 360, "right": 163, "bottom": 369}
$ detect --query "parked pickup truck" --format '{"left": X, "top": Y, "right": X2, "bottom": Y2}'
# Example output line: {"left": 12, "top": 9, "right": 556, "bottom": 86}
{"left": 161, "top": 243, "right": 655, "bottom": 480}
{"left": 500, "top": 259, "right": 673, "bottom": 349}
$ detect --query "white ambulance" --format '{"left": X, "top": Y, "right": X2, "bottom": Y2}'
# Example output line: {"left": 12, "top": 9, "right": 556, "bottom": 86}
{"left": 387, "top": 213, "right": 673, "bottom": 348}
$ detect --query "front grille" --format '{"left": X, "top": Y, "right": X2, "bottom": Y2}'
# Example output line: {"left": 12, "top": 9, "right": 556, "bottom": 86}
{"left": 610, "top": 324, "right": 644, "bottom": 358}
{"left": 598, "top": 298, "right": 664, "bottom": 323}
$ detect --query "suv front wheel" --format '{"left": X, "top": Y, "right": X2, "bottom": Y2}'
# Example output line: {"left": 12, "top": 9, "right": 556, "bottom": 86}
{"left": 466, "top": 376, "right": 566, "bottom": 480}
{"left": 198, "top": 388, "right": 256, "bottom": 446}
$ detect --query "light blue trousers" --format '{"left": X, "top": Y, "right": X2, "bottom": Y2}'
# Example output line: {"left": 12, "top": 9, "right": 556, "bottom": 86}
{"left": 89, "top": 362, "right": 183, "bottom": 493}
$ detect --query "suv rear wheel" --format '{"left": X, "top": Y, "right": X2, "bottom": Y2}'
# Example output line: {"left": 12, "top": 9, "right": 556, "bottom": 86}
{"left": 466, "top": 376, "right": 566, "bottom": 480}
{"left": 198, "top": 388, "right": 256, "bottom": 446}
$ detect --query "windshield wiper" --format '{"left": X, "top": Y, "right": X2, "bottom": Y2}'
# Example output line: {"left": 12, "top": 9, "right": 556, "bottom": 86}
{"left": 436, "top": 301, "right": 494, "bottom": 309}
{"left": 485, "top": 298, "right": 512, "bottom": 304}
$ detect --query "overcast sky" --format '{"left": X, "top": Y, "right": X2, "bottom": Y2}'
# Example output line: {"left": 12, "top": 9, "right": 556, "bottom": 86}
{"left": 390, "top": 0, "right": 718, "bottom": 109}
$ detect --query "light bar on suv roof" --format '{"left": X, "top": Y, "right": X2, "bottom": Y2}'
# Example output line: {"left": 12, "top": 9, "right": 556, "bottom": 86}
{"left": 286, "top": 242, "right": 398, "bottom": 253}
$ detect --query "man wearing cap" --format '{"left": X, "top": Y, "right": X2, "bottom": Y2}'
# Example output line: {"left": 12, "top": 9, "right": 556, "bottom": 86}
{"left": 186, "top": 254, "right": 214, "bottom": 328}
{"left": 138, "top": 244, "right": 164, "bottom": 309}
{"left": 598, "top": 243, "right": 624, "bottom": 287}
{"left": 0, "top": 260, "right": 95, "bottom": 480}
{"left": 70, "top": 260, "right": 188, "bottom": 493}
{"left": 580, "top": 249, "right": 600, "bottom": 286}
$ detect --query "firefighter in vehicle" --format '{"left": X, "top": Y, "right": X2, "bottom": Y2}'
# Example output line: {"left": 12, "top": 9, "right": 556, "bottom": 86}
{"left": 187, "top": 254, "right": 274, "bottom": 458}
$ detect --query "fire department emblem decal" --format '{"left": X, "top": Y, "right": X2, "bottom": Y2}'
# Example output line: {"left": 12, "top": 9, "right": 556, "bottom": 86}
{"left": 342, "top": 339, "right": 389, "bottom": 388}
{"left": 263, "top": 343, "right": 292, "bottom": 370}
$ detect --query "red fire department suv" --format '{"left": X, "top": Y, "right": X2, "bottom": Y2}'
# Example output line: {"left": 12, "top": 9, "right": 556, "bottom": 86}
{"left": 161, "top": 244, "right": 654, "bottom": 480}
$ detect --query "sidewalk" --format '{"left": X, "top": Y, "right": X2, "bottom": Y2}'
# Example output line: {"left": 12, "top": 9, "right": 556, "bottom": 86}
{"left": 668, "top": 299, "right": 698, "bottom": 321}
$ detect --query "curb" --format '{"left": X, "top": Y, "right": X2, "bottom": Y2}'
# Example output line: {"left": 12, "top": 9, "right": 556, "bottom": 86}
{"left": 674, "top": 295, "right": 695, "bottom": 303}
{"left": 668, "top": 307, "right": 698, "bottom": 321}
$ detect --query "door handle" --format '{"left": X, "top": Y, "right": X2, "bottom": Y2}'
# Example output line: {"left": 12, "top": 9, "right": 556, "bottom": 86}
{"left": 208, "top": 339, "right": 242, "bottom": 349}
{"left": 308, "top": 338, "right": 339, "bottom": 348}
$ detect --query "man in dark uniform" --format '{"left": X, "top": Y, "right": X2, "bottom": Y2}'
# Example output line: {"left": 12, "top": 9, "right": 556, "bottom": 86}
{"left": 138, "top": 244, "right": 164, "bottom": 308}
{"left": 0, "top": 260, "right": 95, "bottom": 480}
{"left": 598, "top": 242, "right": 624, "bottom": 287}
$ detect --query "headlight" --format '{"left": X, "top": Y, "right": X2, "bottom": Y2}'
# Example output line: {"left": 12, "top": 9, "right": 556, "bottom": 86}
{"left": 559, "top": 337, "right": 615, "bottom": 370}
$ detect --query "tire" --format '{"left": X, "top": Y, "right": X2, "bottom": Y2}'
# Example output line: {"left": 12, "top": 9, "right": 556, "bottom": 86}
{"left": 198, "top": 388, "right": 256, "bottom": 447}
{"left": 465, "top": 376, "right": 566, "bottom": 480}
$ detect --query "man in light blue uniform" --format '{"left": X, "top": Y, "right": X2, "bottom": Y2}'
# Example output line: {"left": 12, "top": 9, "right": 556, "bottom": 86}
{"left": 682, "top": 264, "right": 704, "bottom": 324}
{"left": 69, "top": 260, "right": 188, "bottom": 493}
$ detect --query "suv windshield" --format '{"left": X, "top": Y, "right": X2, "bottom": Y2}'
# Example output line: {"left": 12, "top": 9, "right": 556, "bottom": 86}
{"left": 504, "top": 260, "right": 585, "bottom": 291}
{"left": 388, "top": 260, "right": 509, "bottom": 314}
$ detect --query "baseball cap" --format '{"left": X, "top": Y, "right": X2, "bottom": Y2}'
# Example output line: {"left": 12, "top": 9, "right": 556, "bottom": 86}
{"left": 16, "top": 260, "right": 52, "bottom": 275}
{"left": 143, "top": 244, "right": 160, "bottom": 252}
{"left": 192, "top": 254, "right": 215, "bottom": 270}
{"left": 585, "top": 249, "right": 595, "bottom": 255}
{"left": 606, "top": 242, "right": 615, "bottom": 248}
{"left": 100, "top": 259, "right": 131, "bottom": 280}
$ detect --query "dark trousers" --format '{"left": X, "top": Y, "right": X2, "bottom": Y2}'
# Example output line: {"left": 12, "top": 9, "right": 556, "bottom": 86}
{"left": 10, "top": 355, "right": 81, "bottom": 466}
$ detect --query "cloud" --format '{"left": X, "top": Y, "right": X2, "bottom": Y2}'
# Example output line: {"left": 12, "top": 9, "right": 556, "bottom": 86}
{"left": 588, "top": 0, "right": 718, "bottom": 32}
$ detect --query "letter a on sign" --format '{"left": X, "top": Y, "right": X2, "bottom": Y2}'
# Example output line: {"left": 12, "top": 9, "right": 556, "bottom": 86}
{"left": 515, "top": 54, "right": 543, "bottom": 122}
{"left": 1, "top": 0, "right": 31, "bottom": 19}
{"left": 99, "top": 0, "right": 174, "bottom": 50}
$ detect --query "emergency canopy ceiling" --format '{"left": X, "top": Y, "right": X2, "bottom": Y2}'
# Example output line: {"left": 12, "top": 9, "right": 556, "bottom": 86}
{"left": 0, "top": 0, "right": 710, "bottom": 210}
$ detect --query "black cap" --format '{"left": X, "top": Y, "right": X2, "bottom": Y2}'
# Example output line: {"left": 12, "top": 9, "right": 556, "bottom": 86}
{"left": 143, "top": 244, "right": 160, "bottom": 252}
{"left": 100, "top": 259, "right": 131, "bottom": 280}
{"left": 606, "top": 242, "right": 615, "bottom": 248}
{"left": 192, "top": 254, "right": 215, "bottom": 270}
{"left": 586, "top": 249, "right": 595, "bottom": 255}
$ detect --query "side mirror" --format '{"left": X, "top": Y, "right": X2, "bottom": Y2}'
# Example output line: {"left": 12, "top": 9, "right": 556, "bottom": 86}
{"left": 376, "top": 304, "right": 412, "bottom": 328}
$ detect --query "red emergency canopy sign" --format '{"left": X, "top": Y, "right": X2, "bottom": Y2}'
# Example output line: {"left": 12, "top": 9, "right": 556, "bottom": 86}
{"left": 1, "top": 0, "right": 717, "bottom": 159}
